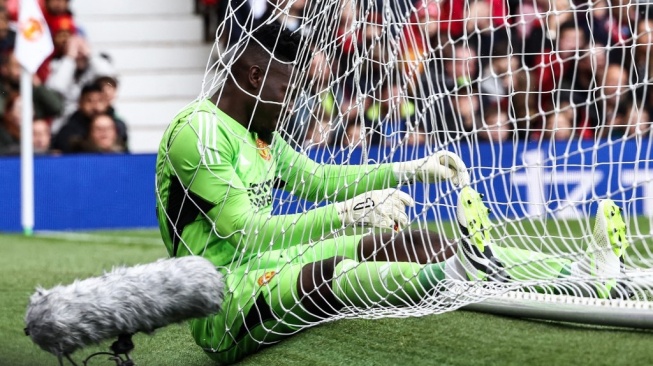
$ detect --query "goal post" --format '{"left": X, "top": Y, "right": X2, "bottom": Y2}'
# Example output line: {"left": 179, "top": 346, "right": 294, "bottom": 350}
{"left": 171, "top": 0, "right": 653, "bottom": 341}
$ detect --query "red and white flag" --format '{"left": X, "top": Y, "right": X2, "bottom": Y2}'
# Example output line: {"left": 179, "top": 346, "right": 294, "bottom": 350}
{"left": 15, "top": 0, "right": 53, "bottom": 74}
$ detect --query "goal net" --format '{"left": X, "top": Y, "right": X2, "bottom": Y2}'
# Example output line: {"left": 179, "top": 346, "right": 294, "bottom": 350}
{"left": 158, "top": 0, "right": 653, "bottom": 352}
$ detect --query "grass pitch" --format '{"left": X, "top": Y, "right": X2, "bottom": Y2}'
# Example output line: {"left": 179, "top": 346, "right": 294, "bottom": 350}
{"left": 2, "top": 229, "right": 653, "bottom": 366}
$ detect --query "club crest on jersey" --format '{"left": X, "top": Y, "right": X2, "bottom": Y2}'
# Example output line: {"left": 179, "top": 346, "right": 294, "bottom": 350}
{"left": 257, "top": 271, "right": 276, "bottom": 286}
{"left": 256, "top": 138, "right": 271, "bottom": 161}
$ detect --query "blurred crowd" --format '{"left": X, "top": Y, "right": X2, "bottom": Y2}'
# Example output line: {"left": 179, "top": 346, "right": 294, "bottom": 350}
{"left": 200, "top": 0, "right": 653, "bottom": 149}
{"left": 0, "top": 0, "right": 127, "bottom": 156}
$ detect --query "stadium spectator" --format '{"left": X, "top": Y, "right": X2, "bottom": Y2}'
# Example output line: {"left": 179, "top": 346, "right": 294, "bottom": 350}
{"left": 284, "top": 48, "right": 342, "bottom": 148}
{"left": 599, "top": 93, "right": 652, "bottom": 139}
{"left": 574, "top": 62, "right": 630, "bottom": 138}
{"left": 335, "top": 0, "right": 359, "bottom": 57}
{"left": 46, "top": 33, "right": 116, "bottom": 132}
{"left": 197, "top": 0, "right": 219, "bottom": 42}
{"left": 0, "top": 94, "right": 55, "bottom": 155}
{"left": 541, "top": 102, "right": 577, "bottom": 141}
{"left": 577, "top": 0, "right": 647, "bottom": 65}
{"left": 600, "top": 64, "right": 630, "bottom": 120}
{"left": 560, "top": 42, "right": 608, "bottom": 139}
{"left": 47, "top": 14, "right": 75, "bottom": 58}
{"left": 442, "top": 42, "right": 479, "bottom": 92}
{"left": 37, "top": 13, "right": 76, "bottom": 83}
{"left": 633, "top": 14, "right": 653, "bottom": 74}
{"left": 94, "top": 75, "right": 128, "bottom": 143}
{"left": 575, "top": 0, "right": 612, "bottom": 49}
{"left": 52, "top": 82, "right": 127, "bottom": 153}
{"left": 272, "top": 0, "right": 307, "bottom": 33}
{"left": 401, "top": 0, "right": 499, "bottom": 82}
{"left": 33, "top": 118, "right": 52, "bottom": 155}
{"left": 213, "top": 0, "right": 309, "bottom": 47}
{"left": 43, "top": 0, "right": 72, "bottom": 18}
{"left": 0, "top": 92, "right": 19, "bottom": 155}
{"left": 599, "top": 0, "right": 637, "bottom": 64}
{"left": 478, "top": 53, "right": 520, "bottom": 109}
{"left": 355, "top": 11, "right": 386, "bottom": 93}
{"left": 522, "top": 19, "right": 583, "bottom": 134}
{"left": 523, "top": 20, "right": 581, "bottom": 115}
{"left": 400, "top": 1, "right": 441, "bottom": 81}
{"left": 71, "top": 112, "right": 126, "bottom": 153}
{"left": 503, "top": 19, "right": 587, "bottom": 137}
{"left": 405, "top": 123, "right": 427, "bottom": 146}
{"left": 631, "top": 15, "right": 653, "bottom": 117}
{"left": 0, "top": 51, "right": 63, "bottom": 120}
{"left": 416, "top": 42, "right": 478, "bottom": 142}
{"left": 215, "top": 0, "right": 271, "bottom": 47}
{"left": 364, "top": 79, "right": 415, "bottom": 146}
{"left": 42, "top": 0, "right": 86, "bottom": 40}
{"left": 513, "top": 0, "right": 575, "bottom": 67}
{"left": 450, "top": 85, "right": 482, "bottom": 135}
{"left": 0, "top": 5, "right": 14, "bottom": 55}
{"left": 465, "top": 0, "right": 510, "bottom": 65}
{"left": 333, "top": 1, "right": 367, "bottom": 103}
{"left": 466, "top": 0, "right": 493, "bottom": 36}
{"left": 4, "top": 0, "right": 16, "bottom": 21}
{"left": 564, "top": 42, "right": 608, "bottom": 105}
{"left": 302, "top": 107, "right": 335, "bottom": 150}
{"left": 342, "top": 120, "right": 370, "bottom": 149}
{"left": 95, "top": 75, "right": 118, "bottom": 107}
{"left": 417, "top": 42, "right": 484, "bottom": 140}
{"left": 419, "top": 91, "right": 476, "bottom": 146}
{"left": 477, "top": 104, "right": 511, "bottom": 142}
{"left": 556, "top": 20, "right": 586, "bottom": 64}
{"left": 411, "top": 0, "right": 465, "bottom": 42}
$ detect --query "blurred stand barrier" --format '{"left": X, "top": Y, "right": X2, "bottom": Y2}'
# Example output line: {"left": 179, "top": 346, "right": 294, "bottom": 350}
{"left": 0, "top": 139, "right": 651, "bottom": 231}
{"left": 277, "top": 138, "right": 653, "bottom": 223}
{"left": 0, "top": 154, "right": 157, "bottom": 231}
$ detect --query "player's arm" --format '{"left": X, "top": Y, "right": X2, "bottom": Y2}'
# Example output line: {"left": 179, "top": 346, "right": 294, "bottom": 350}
{"left": 167, "top": 113, "right": 410, "bottom": 253}
{"left": 165, "top": 113, "right": 338, "bottom": 252}
{"left": 273, "top": 135, "right": 470, "bottom": 202}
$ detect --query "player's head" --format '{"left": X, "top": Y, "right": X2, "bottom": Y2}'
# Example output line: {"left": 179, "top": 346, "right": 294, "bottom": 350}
{"left": 229, "top": 23, "right": 303, "bottom": 143}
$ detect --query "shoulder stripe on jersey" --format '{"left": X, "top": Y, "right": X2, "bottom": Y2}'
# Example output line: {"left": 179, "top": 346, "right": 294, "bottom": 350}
{"left": 203, "top": 113, "right": 214, "bottom": 164}
{"left": 196, "top": 112, "right": 221, "bottom": 165}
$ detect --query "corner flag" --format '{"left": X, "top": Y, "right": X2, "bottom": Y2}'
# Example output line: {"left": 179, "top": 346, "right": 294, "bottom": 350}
{"left": 15, "top": 0, "right": 53, "bottom": 73}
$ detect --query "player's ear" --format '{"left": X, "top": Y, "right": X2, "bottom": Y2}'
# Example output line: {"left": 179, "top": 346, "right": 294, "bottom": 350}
{"left": 248, "top": 65, "right": 262, "bottom": 89}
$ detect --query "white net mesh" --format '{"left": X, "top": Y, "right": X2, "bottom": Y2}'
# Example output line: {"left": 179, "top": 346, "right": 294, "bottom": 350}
{"left": 156, "top": 0, "right": 653, "bottom": 360}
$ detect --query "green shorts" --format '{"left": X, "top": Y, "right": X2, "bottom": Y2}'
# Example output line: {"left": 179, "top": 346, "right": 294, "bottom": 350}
{"left": 191, "top": 233, "right": 363, "bottom": 364}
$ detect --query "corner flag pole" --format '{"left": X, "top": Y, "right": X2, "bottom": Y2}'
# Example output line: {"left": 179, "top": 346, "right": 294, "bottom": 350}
{"left": 15, "top": 0, "right": 55, "bottom": 236}
{"left": 20, "top": 67, "right": 34, "bottom": 236}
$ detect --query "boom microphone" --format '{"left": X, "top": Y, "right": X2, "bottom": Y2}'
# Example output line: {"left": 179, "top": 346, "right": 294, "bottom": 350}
{"left": 25, "top": 256, "right": 224, "bottom": 357}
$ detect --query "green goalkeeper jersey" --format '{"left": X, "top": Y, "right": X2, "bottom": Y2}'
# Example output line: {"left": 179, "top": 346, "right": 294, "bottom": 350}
{"left": 155, "top": 99, "right": 399, "bottom": 270}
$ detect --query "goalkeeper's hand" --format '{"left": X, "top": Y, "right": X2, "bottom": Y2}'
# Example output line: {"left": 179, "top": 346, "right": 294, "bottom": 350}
{"left": 335, "top": 189, "right": 415, "bottom": 230}
{"left": 393, "top": 150, "right": 470, "bottom": 186}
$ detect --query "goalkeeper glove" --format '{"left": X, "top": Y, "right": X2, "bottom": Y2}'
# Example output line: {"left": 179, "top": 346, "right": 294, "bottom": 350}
{"left": 335, "top": 189, "right": 415, "bottom": 230}
{"left": 393, "top": 150, "right": 470, "bottom": 186}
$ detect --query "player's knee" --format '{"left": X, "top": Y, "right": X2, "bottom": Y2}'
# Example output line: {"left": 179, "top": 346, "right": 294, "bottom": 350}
{"left": 298, "top": 256, "right": 348, "bottom": 318}
{"left": 300, "top": 255, "right": 348, "bottom": 291}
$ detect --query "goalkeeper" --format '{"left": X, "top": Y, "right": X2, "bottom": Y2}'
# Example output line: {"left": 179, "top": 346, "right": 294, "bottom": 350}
{"left": 155, "top": 23, "right": 628, "bottom": 364}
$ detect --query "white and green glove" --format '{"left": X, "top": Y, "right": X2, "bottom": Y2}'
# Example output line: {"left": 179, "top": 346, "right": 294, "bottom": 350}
{"left": 335, "top": 189, "right": 415, "bottom": 230}
{"left": 393, "top": 150, "right": 470, "bottom": 186}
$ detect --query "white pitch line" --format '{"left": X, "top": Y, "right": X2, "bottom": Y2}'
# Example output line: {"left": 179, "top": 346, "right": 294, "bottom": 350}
{"left": 35, "top": 231, "right": 164, "bottom": 245}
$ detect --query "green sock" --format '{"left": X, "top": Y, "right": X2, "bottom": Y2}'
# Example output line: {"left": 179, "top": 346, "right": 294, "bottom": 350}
{"left": 332, "top": 260, "right": 447, "bottom": 308}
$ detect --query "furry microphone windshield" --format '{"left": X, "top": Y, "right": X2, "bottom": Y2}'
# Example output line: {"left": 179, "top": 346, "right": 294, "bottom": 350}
{"left": 24, "top": 256, "right": 224, "bottom": 357}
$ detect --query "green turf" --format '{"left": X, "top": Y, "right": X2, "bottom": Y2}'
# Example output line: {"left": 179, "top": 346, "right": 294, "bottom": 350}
{"left": 2, "top": 227, "right": 653, "bottom": 366}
